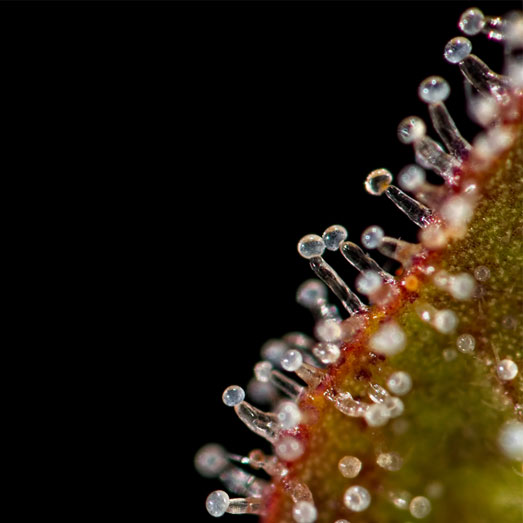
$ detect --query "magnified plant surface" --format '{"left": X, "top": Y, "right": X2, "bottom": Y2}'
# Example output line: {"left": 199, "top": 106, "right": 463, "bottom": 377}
{"left": 194, "top": 4, "right": 523, "bottom": 523}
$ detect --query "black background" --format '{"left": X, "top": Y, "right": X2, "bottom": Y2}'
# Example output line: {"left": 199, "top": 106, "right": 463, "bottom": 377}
{"left": 179, "top": 1, "right": 519, "bottom": 521}
{"left": 10, "top": 0, "right": 518, "bottom": 520}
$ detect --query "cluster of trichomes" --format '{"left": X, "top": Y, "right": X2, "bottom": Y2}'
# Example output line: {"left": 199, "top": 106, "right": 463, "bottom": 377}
{"left": 195, "top": 7, "right": 523, "bottom": 523}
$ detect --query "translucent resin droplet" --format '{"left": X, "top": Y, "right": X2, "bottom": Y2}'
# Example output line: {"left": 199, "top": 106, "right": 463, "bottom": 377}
{"left": 314, "top": 319, "right": 342, "bottom": 343}
{"left": 496, "top": 359, "right": 518, "bottom": 381}
{"left": 296, "top": 279, "right": 327, "bottom": 307}
{"left": 275, "top": 436, "right": 304, "bottom": 461}
{"left": 292, "top": 501, "right": 317, "bottom": 523}
{"left": 456, "top": 333, "right": 475, "bottom": 354}
{"left": 474, "top": 265, "right": 490, "bottom": 282}
{"left": 206, "top": 490, "right": 230, "bottom": 517}
{"left": 369, "top": 322, "right": 406, "bottom": 356}
{"left": 397, "top": 116, "right": 426, "bottom": 144}
{"left": 361, "top": 225, "right": 384, "bottom": 249}
{"left": 387, "top": 371, "right": 412, "bottom": 395}
{"left": 398, "top": 165, "right": 426, "bottom": 191}
{"left": 364, "top": 403, "right": 390, "bottom": 427}
{"left": 459, "top": 8, "right": 485, "bottom": 35}
{"left": 409, "top": 496, "right": 432, "bottom": 519}
{"left": 282, "top": 349, "right": 303, "bottom": 372}
{"left": 222, "top": 385, "right": 245, "bottom": 407}
{"left": 440, "top": 195, "right": 474, "bottom": 230}
{"left": 277, "top": 401, "right": 302, "bottom": 430}
{"left": 376, "top": 451, "right": 403, "bottom": 471}
{"left": 356, "top": 270, "right": 383, "bottom": 296}
{"left": 365, "top": 169, "right": 393, "bottom": 195}
{"left": 195, "top": 444, "right": 228, "bottom": 478}
{"left": 254, "top": 361, "right": 272, "bottom": 382}
{"left": 418, "top": 76, "right": 450, "bottom": 103}
{"left": 344, "top": 486, "right": 371, "bottom": 512}
{"left": 468, "top": 92, "right": 500, "bottom": 127}
{"left": 298, "top": 234, "right": 325, "bottom": 259}
{"left": 312, "top": 342, "right": 340, "bottom": 364}
{"left": 322, "top": 225, "right": 348, "bottom": 251}
{"left": 449, "top": 273, "right": 476, "bottom": 300}
{"left": 338, "top": 455, "right": 362, "bottom": 478}
{"left": 444, "top": 37, "right": 472, "bottom": 64}
{"left": 433, "top": 309, "right": 458, "bottom": 334}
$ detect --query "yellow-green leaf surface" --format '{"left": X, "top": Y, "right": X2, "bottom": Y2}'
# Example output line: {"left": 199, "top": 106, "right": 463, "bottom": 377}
{"left": 264, "top": 115, "right": 523, "bottom": 523}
